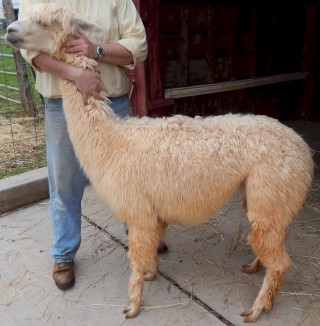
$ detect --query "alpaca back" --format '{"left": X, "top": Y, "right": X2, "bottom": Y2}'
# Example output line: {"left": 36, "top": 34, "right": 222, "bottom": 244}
{"left": 64, "top": 112, "right": 313, "bottom": 227}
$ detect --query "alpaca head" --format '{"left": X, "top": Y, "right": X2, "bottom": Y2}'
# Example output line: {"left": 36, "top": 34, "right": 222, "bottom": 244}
{"left": 5, "top": 3, "right": 104, "bottom": 56}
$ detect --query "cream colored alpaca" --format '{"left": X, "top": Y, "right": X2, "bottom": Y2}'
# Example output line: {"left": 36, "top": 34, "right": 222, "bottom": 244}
{"left": 5, "top": 4, "right": 314, "bottom": 322}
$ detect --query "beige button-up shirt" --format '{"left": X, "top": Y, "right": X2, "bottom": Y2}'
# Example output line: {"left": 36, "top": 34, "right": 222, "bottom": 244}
{"left": 19, "top": 0, "right": 148, "bottom": 98}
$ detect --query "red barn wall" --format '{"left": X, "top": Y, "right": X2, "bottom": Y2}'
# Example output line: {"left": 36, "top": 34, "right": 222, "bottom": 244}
{"left": 134, "top": 0, "right": 320, "bottom": 122}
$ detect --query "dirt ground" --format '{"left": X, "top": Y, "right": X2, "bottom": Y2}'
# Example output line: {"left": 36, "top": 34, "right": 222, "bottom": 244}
{"left": 0, "top": 116, "right": 46, "bottom": 177}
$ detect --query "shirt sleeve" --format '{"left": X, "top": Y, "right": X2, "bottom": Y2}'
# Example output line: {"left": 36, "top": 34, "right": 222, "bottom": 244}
{"left": 115, "top": 0, "right": 148, "bottom": 70}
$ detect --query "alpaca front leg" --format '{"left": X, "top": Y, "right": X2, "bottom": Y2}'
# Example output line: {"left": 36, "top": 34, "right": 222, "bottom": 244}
{"left": 123, "top": 220, "right": 162, "bottom": 318}
{"left": 145, "top": 218, "right": 168, "bottom": 280}
{"left": 123, "top": 267, "right": 144, "bottom": 318}
{"left": 143, "top": 259, "right": 158, "bottom": 282}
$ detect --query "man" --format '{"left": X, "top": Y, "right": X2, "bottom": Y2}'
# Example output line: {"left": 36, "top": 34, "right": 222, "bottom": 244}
{"left": 19, "top": 0, "right": 148, "bottom": 290}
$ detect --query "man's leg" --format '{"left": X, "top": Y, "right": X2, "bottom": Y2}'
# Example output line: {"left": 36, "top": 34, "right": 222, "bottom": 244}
{"left": 45, "top": 98, "right": 87, "bottom": 289}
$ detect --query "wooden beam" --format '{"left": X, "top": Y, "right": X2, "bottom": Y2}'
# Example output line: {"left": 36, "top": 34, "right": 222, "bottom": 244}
{"left": 165, "top": 72, "right": 308, "bottom": 99}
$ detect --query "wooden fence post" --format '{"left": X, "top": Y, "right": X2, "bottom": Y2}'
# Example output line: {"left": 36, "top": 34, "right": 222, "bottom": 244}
{"left": 2, "top": 0, "right": 36, "bottom": 117}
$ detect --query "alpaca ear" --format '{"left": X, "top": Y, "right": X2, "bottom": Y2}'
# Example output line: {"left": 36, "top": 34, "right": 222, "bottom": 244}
{"left": 72, "top": 17, "right": 103, "bottom": 35}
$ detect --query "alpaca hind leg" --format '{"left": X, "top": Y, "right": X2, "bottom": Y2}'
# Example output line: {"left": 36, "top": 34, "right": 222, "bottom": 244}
{"left": 240, "top": 182, "right": 263, "bottom": 274}
{"left": 123, "top": 221, "right": 162, "bottom": 318}
{"left": 241, "top": 223, "right": 291, "bottom": 322}
{"left": 241, "top": 269, "right": 285, "bottom": 322}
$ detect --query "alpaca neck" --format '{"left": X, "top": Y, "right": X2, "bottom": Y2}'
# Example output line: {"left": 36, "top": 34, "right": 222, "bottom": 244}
{"left": 58, "top": 52, "right": 98, "bottom": 71}
{"left": 57, "top": 53, "right": 122, "bottom": 181}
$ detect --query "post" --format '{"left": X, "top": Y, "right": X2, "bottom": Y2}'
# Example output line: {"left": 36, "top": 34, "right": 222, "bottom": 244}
{"left": 2, "top": 0, "right": 36, "bottom": 117}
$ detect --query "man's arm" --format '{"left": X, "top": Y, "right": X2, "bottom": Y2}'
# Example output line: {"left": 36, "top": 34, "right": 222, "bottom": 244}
{"left": 33, "top": 53, "right": 104, "bottom": 104}
{"left": 63, "top": 0, "right": 147, "bottom": 69}
{"left": 63, "top": 31, "right": 133, "bottom": 65}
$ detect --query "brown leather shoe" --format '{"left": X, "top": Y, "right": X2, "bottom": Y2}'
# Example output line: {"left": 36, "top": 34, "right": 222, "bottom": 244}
{"left": 53, "top": 262, "right": 75, "bottom": 290}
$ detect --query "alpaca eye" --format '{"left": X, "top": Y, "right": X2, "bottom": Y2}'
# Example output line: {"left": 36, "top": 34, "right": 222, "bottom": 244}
{"left": 36, "top": 21, "right": 47, "bottom": 28}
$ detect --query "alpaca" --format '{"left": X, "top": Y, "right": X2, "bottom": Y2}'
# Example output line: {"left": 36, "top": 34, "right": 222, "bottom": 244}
{"left": 5, "top": 4, "right": 314, "bottom": 322}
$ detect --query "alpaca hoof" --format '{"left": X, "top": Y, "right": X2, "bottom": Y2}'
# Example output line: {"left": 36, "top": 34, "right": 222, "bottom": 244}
{"left": 144, "top": 271, "right": 157, "bottom": 281}
{"left": 123, "top": 305, "right": 140, "bottom": 319}
{"left": 242, "top": 263, "right": 258, "bottom": 274}
{"left": 241, "top": 302, "right": 264, "bottom": 323}
{"left": 241, "top": 309, "right": 259, "bottom": 323}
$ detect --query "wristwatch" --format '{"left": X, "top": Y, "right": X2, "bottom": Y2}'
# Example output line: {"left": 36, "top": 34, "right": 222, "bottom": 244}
{"left": 96, "top": 44, "right": 105, "bottom": 60}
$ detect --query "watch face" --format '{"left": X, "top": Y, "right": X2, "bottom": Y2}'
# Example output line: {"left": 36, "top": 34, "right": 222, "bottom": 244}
{"left": 97, "top": 45, "right": 105, "bottom": 57}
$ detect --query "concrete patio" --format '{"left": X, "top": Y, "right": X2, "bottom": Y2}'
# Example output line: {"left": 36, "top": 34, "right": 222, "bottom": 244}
{"left": 0, "top": 164, "right": 319, "bottom": 325}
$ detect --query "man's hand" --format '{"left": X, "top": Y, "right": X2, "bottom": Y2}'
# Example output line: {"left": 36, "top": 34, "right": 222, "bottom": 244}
{"left": 63, "top": 31, "right": 97, "bottom": 59}
{"left": 33, "top": 46, "right": 105, "bottom": 105}
{"left": 73, "top": 68, "right": 104, "bottom": 105}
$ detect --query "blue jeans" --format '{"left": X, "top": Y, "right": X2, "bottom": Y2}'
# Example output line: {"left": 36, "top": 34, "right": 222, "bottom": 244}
{"left": 44, "top": 95, "right": 132, "bottom": 263}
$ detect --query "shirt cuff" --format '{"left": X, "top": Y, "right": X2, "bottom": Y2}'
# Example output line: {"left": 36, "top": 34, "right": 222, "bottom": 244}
{"left": 20, "top": 49, "right": 43, "bottom": 71}
{"left": 116, "top": 39, "right": 147, "bottom": 70}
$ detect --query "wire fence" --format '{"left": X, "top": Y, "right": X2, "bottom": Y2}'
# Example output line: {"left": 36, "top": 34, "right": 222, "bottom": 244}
{"left": 0, "top": 32, "right": 46, "bottom": 179}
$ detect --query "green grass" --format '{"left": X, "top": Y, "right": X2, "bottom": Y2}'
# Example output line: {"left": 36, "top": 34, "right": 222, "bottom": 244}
{"left": 0, "top": 40, "right": 19, "bottom": 85}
